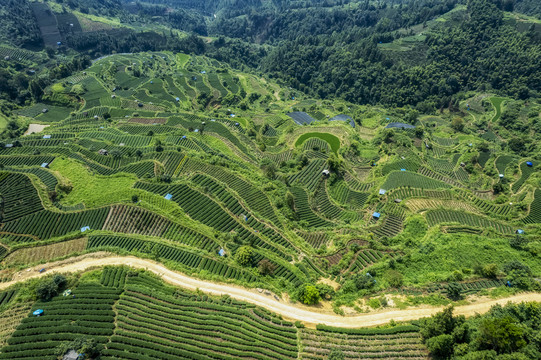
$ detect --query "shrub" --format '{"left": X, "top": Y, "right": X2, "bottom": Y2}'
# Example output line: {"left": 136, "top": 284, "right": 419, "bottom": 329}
{"left": 235, "top": 246, "right": 253, "bottom": 266}
{"left": 426, "top": 334, "right": 455, "bottom": 358}
{"left": 316, "top": 283, "right": 335, "bottom": 300}
{"left": 447, "top": 282, "right": 462, "bottom": 300}
{"left": 297, "top": 284, "right": 320, "bottom": 305}
{"left": 385, "top": 270, "right": 403, "bottom": 288}
{"left": 258, "top": 259, "right": 275, "bottom": 276}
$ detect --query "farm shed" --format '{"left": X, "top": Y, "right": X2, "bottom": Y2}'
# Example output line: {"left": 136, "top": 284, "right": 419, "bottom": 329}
{"left": 218, "top": 248, "right": 225, "bottom": 256}
{"left": 499, "top": 174, "right": 504, "bottom": 178}
{"left": 373, "top": 212, "right": 381, "bottom": 219}
{"left": 379, "top": 189, "right": 386, "bottom": 195}
{"left": 394, "top": 199, "right": 402, "bottom": 203}
{"left": 80, "top": 226, "right": 90, "bottom": 232}
{"left": 322, "top": 169, "right": 330, "bottom": 176}
{"left": 42, "top": 108, "right": 48, "bottom": 113}
{"left": 516, "top": 229, "right": 524, "bottom": 234}
{"left": 33, "top": 309, "right": 44, "bottom": 316}
{"left": 526, "top": 161, "right": 533, "bottom": 167}
{"left": 98, "top": 149, "right": 108, "bottom": 155}
{"left": 164, "top": 193, "right": 173, "bottom": 200}
{"left": 41, "top": 163, "right": 49, "bottom": 168}
{"left": 43, "top": 135, "right": 51, "bottom": 139}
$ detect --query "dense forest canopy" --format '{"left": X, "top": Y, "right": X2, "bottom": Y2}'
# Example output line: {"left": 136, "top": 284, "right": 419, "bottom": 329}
{"left": 0, "top": 0, "right": 540, "bottom": 109}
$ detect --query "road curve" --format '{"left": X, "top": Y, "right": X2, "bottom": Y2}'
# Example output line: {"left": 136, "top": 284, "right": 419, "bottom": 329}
{"left": 2, "top": 255, "right": 540, "bottom": 328}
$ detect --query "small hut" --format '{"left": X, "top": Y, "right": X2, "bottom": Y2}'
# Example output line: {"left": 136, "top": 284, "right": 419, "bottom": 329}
{"left": 43, "top": 135, "right": 51, "bottom": 139}
{"left": 41, "top": 163, "right": 49, "bottom": 168}
{"left": 98, "top": 149, "right": 108, "bottom": 156}
{"left": 33, "top": 309, "right": 44, "bottom": 316}
{"left": 164, "top": 194, "right": 173, "bottom": 200}
{"left": 526, "top": 161, "right": 533, "bottom": 167}
{"left": 372, "top": 212, "right": 381, "bottom": 219}
{"left": 80, "top": 226, "right": 90, "bottom": 232}
{"left": 379, "top": 189, "right": 386, "bottom": 195}
{"left": 322, "top": 169, "right": 330, "bottom": 177}
{"left": 218, "top": 249, "right": 225, "bottom": 257}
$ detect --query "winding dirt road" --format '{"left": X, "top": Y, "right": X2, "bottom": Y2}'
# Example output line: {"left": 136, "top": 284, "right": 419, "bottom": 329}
{"left": 2, "top": 254, "right": 540, "bottom": 328}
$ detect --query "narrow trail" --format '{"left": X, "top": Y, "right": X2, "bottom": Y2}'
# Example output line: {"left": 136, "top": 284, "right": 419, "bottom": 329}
{"left": 3, "top": 254, "right": 540, "bottom": 328}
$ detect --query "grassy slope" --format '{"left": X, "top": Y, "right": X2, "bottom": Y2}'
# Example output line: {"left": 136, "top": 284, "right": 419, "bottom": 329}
{"left": 49, "top": 158, "right": 137, "bottom": 208}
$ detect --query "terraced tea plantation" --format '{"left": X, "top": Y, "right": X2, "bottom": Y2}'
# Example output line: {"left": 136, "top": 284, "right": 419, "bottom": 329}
{"left": 0, "top": 267, "right": 431, "bottom": 359}
{"left": 0, "top": 49, "right": 539, "bottom": 360}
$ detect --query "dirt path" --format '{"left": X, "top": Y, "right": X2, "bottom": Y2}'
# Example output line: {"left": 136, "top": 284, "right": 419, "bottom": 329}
{"left": 23, "top": 124, "right": 50, "bottom": 135}
{"left": 2, "top": 254, "right": 540, "bottom": 328}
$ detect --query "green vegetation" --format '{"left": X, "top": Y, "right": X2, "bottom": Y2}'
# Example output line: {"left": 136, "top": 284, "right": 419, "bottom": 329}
{"left": 0, "top": 0, "right": 539, "bottom": 356}
{"left": 295, "top": 133, "right": 341, "bottom": 154}
{"left": 420, "top": 303, "right": 541, "bottom": 359}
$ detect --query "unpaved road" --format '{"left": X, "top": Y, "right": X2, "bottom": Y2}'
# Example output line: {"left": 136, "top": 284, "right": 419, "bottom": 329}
{"left": 2, "top": 255, "right": 540, "bottom": 328}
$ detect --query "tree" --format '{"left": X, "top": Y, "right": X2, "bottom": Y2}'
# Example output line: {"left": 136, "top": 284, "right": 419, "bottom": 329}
{"left": 420, "top": 306, "right": 463, "bottom": 340}
{"left": 36, "top": 281, "right": 59, "bottom": 301}
{"left": 132, "top": 194, "right": 139, "bottom": 203}
{"left": 477, "top": 317, "right": 526, "bottom": 354}
{"left": 316, "top": 283, "right": 335, "bottom": 300}
{"left": 354, "top": 273, "right": 375, "bottom": 290}
{"left": 447, "top": 282, "right": 462, "bottom": 300}
{"left": 298, "top": 284, "right": 320, "bottom": 305}
{"left": 286, "top": 191, "right": 295, "bottom": 211}
{"left": 426, "top": 334, "right": 455, "bottom": 358}
{"left": 482, "top": 264, "right": 498, "bottom": 279}
{"left": 327, "top": 153, "right": 343, "bottom": 173}
{"left": 53, "top": 275, "right": 67, "bottom": 289}
{"left": 235, "top": 246, "right": 253, "bottom": 266}
{"left": 451, "top": 117, "right": 464, "bottom": 132}
{"left": 258, "top": 259, "right": 275, "bottom": 276}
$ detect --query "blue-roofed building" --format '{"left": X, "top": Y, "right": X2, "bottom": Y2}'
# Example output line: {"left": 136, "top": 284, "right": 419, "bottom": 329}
{"left": 218, "top": 248, "right": 225, "bottom": 256}
{"left": 33, "top": 309, "right": 44, "bottom": 316}
{"left": 379, "top": 189, "right": 386, "bottom": 195}
{"left": 516, "top": 229, "right": 525, "bottom": 234}
{"left": 43, "top": 135, "right": 51, "bottom": 139}
{"left": 80, "top": 226, "right": 90, "bottom": 232}
{"left": 526, "top": 161, "right": 533, "bottom": 167}
{"left": 373, "top": 212, "right": 381, "bottom": 219}
{"left": 401, "top": 168, "right": 406, "bottom": 171}
{"left": 175, "top": 97, "right": 180, "bottom": 102}
{"left": 164, "top": 193, "right": 173, "bottom": 200}
{"left": 499, "top": 174, "right": 504, "bottom": 178}
{"left": 41, "top": 163, "right": 49, "bottom": 168}
{"left": 182, "top": 135, "right": 187, "bottom": 139}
